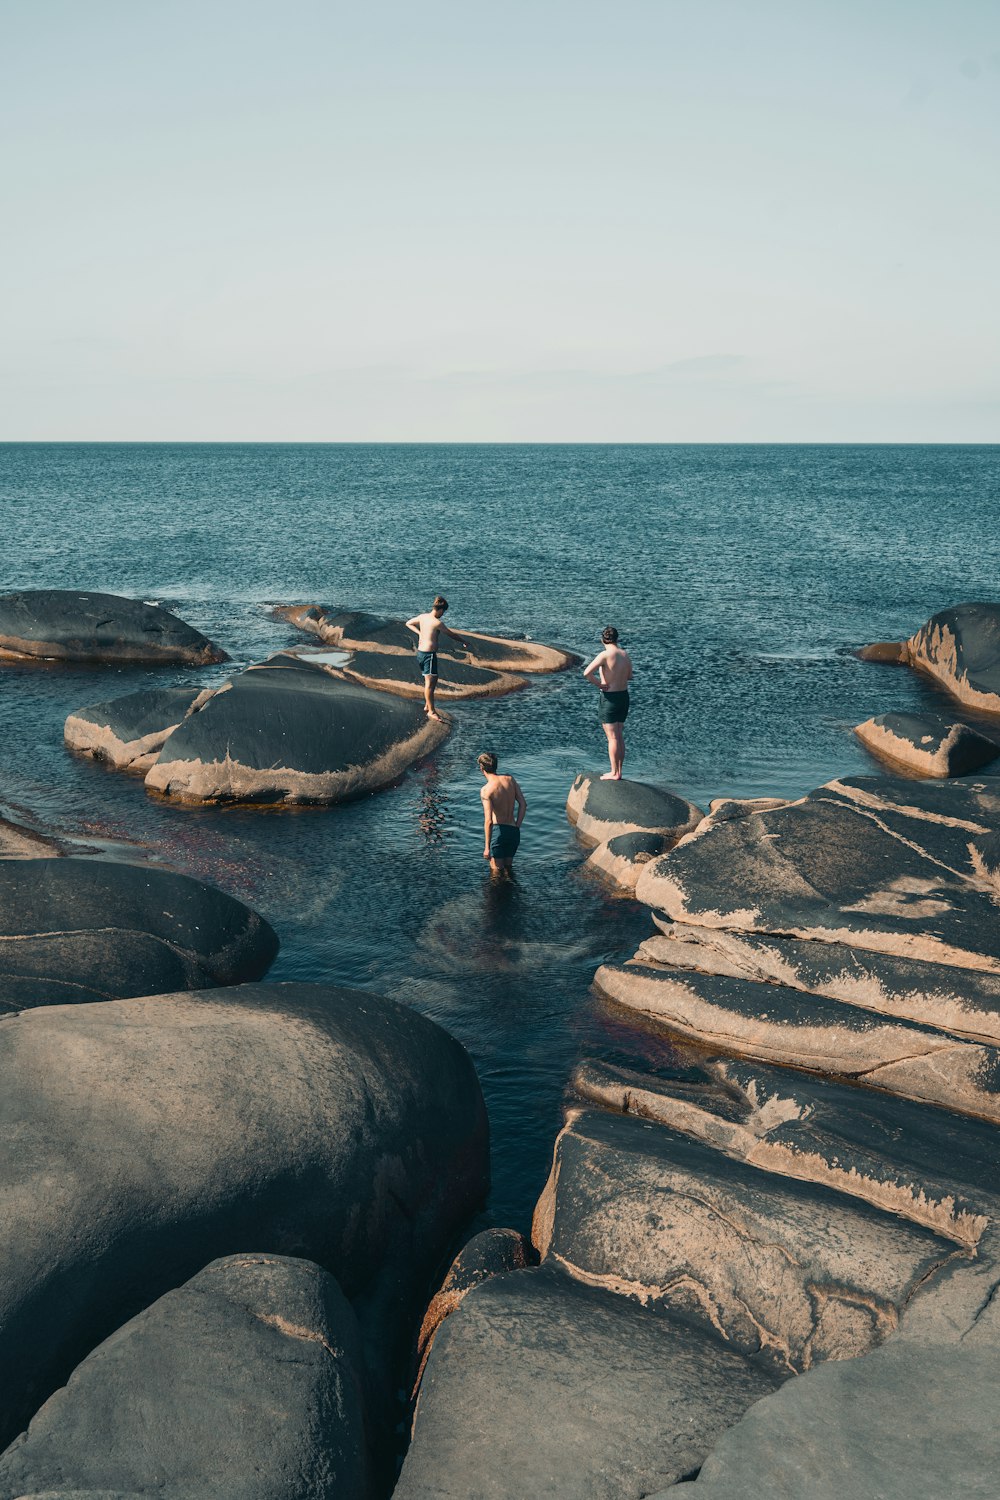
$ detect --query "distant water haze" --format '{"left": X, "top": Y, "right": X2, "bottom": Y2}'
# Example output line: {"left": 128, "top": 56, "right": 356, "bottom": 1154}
{"left": 2, "top": 441, "right": 999, "bottom": 1224}
{"left": 2, "top": 1, "right": 998, "bottom": 440}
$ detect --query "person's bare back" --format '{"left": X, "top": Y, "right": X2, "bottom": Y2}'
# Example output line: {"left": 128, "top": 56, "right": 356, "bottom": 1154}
{"left": 477, "top": 752, "right": 527, "bottom": 874}
{"left": 595, "top": 642, "right": 632, "bottom": 690}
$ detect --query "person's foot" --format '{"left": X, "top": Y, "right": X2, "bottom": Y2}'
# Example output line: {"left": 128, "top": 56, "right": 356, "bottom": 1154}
{"left": 600, "top": 770, "right": 618, "bottom": 780}
{"left": 427, "top": 711, "right": 443, "bottom": 722}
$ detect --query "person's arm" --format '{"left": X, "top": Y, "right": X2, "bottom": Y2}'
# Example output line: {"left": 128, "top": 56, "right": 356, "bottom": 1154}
{"left": 582, "top": 650, "right": 606, "bottom": 686}
{"left": 442, "top": 622, "right": 470, "bottom": 650}
{"left": 480, "top": 788, "right": 493, "bottom": 858}
{"left": 404, "top": 615, "right": 422, "bottom": 638}
{"left": 513, "top": 780, "right": 527, "bottom": 827}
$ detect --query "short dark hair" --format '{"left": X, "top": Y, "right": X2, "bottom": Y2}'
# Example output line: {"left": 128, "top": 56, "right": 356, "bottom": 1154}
{"left": 478, "top": 752, "right": 498, "bottom": 774}
{"left": 433, "top": 596, "right": 448, "bottom": 612}
{"left": 601, "top": 625, "right": 619, "bottom": 644}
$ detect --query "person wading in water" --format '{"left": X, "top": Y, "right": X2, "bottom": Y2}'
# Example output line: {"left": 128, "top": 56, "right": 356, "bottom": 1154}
{"left": 582, "top": 626, "right": 633, "bottom": 780}
{"left": 405, "top": 596, "right": 470, "bottom": 721}
{"left": 478, "top": 752, "right": 527, "bottom": 876}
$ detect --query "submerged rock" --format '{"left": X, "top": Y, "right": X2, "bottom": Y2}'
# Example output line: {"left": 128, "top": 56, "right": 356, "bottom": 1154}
{"left": 0, "top": 857, "right": 277, "bottom": 1011}
{"left": 567, "top": 775, "right": 703, "bottom": 849}
{"left": 0, "top": 591, "right": 226, "bottom": 666}
{"left": 145, "top": 653, "right": 448, "bottom": 804}
{"left": 855, "top": 710, "right": 999, "bottom": 778}
{"left": 396, "top": 1265, "right": 776, "bottom": 1500}
{"left": 0, "top": 1255, "right": 370, "bottom": 1500}
{"left": 65, "top": 686, "right": 215, "bottom": 773}
{"left": 0, "top": 982, "right": 488, "bottom": 1450}
{"left": 276, "top": 603, "right": 580, "bottom": 672}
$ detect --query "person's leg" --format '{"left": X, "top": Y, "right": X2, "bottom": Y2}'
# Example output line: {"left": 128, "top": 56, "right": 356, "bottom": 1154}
{"left": 612, "top": 725, "right": 625, "bottom": 778}
{"left": 600, "top": 722, "right": 617, "bottom": 779}
{"left": 426, "top": 673, "right": 442, "bottom": 720}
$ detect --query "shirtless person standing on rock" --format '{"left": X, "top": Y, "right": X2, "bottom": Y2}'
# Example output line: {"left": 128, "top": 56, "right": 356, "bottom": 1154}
{"left": 405, "top": 596, "right": 470, "bottom": 721}
{"left": 583, "top": 625, "right": 633, "bottom": 780}
{"left": 478, "top": 752, "right": 527, "bottom": 876}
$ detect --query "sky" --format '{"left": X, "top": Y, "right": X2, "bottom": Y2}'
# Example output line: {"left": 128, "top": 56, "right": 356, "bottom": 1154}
{"left": 1, "top": 0, "right": 998, "bottom": 441}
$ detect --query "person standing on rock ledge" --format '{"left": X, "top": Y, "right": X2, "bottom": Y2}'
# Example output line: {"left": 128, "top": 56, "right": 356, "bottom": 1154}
{"left": 583, "top": 626, "right": 633, "bottom": 780}
{"left": 405, "top": 596, "right": 471, "bottom": 722}
{"left": 478, "top": 752, "right": 527, "bottom": 876}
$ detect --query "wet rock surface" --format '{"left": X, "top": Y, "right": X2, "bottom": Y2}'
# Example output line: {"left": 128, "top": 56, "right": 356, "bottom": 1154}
{"left": 567, "top": 775, "right": 703, "bottom": 849}
{"left": 145, "top": 653, "right": 448, "bottom": 804}
{"left": 415, "top": 1228, "right": 536, "bottom": 1385}
{"left": 327, "top": 646, "right": 524, "bottom": 700}
{"left": 396, "top": 1265, "right": 777, "bottom": 1500}
{"left": 0, "top": 1255, "right": 370, "bottom": 1500}
{"left": 0, "top": 982, "right": 488, "bottom": 1450}
{"left": 0, "top": 591, "right": 225, "bottom": 666}
{"left": 0, "top": 857, "right": 277, "bottom": 1011}
{"left": 855, "top": 710, "right": 999, "bottom": 778}
{"left": 65, "top": 686, "right": 214, "bottom": 772}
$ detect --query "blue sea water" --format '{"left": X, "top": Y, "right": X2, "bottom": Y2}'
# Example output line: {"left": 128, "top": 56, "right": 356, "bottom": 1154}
{"left": 1, "top": 442, "right": 999, "bottom": 1229}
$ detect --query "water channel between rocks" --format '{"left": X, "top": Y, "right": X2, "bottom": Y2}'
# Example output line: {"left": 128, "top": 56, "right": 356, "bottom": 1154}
{"left": 2, "top": 441, "right": 999, "bottom": 1228}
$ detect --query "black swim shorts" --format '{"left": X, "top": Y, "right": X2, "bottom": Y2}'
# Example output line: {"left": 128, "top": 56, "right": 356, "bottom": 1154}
{"left": 599, "top": 689, "right": 630, "bottom": 724}
{"left": 417, "top": 650, "right": 439, "bottom": 677}
{"left": 489, "top": 823, "right": 521, "bottom": 860}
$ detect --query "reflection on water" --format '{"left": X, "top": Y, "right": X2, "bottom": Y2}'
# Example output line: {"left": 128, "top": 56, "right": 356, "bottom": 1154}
{"left": 2, "top": 442, "right": 1000, "bottom": 1229}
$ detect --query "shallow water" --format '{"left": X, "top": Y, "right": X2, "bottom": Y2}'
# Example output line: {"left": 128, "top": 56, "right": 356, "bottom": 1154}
{"left": 2, "top": 443, "right": 999, "bottom": 1228}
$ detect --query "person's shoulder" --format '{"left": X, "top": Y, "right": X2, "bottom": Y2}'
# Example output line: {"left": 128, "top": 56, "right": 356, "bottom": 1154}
{"left": 479, "top": 782, "right": 491, "bottom": 799}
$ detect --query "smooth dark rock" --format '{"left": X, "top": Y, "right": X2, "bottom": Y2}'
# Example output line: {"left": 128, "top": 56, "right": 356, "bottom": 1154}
{"left": 635, "top": 774, "right": 1000, "bottom": 972}
{"left": 276, "top": 604, "right": 580, "bottom": 671}
{"left": 0, "top": 591, "right": 225, "bottom": 666}
{"left": 65, "top": 687, "right": 213, "bottom": 772}
{"left": 567, "top": 775, "right": 703, "bottom": 849}
{"left": 0, "top": 983, "right": 488, "bottom": 1449}
{"left": 0, "top": 857, "right": 277, "bottom": 1012}
{"left": 396, "top": 1265, "right": 776, "bottom": 1499}
{"left": 855, "top": 710, "right": 999, "bottom": 778}
{"left": 584, "top": 831, "right": 676, "bottom": 892}
{"left": 145, "top": 654, "right": 448, "bottom": 803}
{"left": 329, "top": 647, "right": 523, "bottom": 699}
{"left": 0, "top": 1255, "right": 370, "bottom": 1500}
{"left": 905, "top": 602, "right": 1000, "bottom": 714}
{"left": 415, "top": 1228, "right": 536, "bottom": 1385}
{"left": 533, "top": 1107, "right": 963, "bottom": 1375}
{"left": 855, "top": 640, "right": 907, "bottom": 664}
{"left": 659, "top": 1338, "right": 1000, "bottom": 1498}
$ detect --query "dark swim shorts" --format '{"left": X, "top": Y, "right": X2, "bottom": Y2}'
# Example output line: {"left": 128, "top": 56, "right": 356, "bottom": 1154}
{"left": 489, "top": 823, "right": 521, "bottom": 860}
{"left": 600, "top": 689, "right": 630, "bottom": 724}
{"left": 417, "top": 650, "right": 439, "bottom": 677}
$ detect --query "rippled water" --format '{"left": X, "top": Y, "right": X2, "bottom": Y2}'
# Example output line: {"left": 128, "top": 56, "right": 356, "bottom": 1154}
{"left": 2, "top": 443, "right": 999, "bottom": 1228}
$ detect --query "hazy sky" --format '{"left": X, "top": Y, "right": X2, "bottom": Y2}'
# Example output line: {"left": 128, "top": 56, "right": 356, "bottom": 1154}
{"left": 2, "top": 1, "right": 998, "bottom": 440}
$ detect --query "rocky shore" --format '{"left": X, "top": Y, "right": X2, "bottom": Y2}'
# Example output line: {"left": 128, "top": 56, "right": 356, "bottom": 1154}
{"left": 4, "top": 597, "right": 1000, "bottom": 1496}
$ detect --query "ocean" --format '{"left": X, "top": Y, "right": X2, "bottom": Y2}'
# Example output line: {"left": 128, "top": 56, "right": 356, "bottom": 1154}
{"left": 2, "top": 442, "right": 999, "bottom": 1228}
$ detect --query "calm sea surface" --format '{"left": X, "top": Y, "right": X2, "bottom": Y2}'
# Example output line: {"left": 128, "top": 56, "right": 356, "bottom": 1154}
{"left": 2, "top": 443, "right": 999, "bottom": 1228}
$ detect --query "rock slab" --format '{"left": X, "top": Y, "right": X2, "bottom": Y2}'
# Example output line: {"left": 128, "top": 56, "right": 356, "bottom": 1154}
{"left": 0, "top": 591, "right": 225, "bottom": 665}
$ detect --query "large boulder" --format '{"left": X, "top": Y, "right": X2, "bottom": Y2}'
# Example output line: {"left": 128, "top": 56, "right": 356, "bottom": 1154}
{"left": 395, "top": 1265, "right": 777, "bottom": 1499}
{"left": 0, "top": 591, "right": 225, "bottom": 666}
{"left": 0, "top": 1255, "right": 370, "bottom": 1500}
{"left": 905, "top": 603, "right": 1000, "bottom": 714}
{"left": 414, "top": 1228, "right": 535, "bottom": 1386}
{"left": 0, "top": 983, "right": 488, "bottom": 1446}
{"left": 855, "top": 710, "right": 999, "bottom": 778}
{"left": 0, "top": 857, "right": 277, "bottom": 1011}
{"left": 275, "top": 604, "right": 579, "bottom": 672}
{"left": 567, "top": 775, "right": 703, "bottom": 849}
{"left": 535, "top": 1104, "right": 973, "bottom": 1374}
{"left": 659, "top": 1338, "right": 1000, "bottom": 1498}
{"left": 144, "top": 653, "right": 448, "bottom": 804}
{"left": 65, "top": 686, "right": 215, "bottom": 773}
